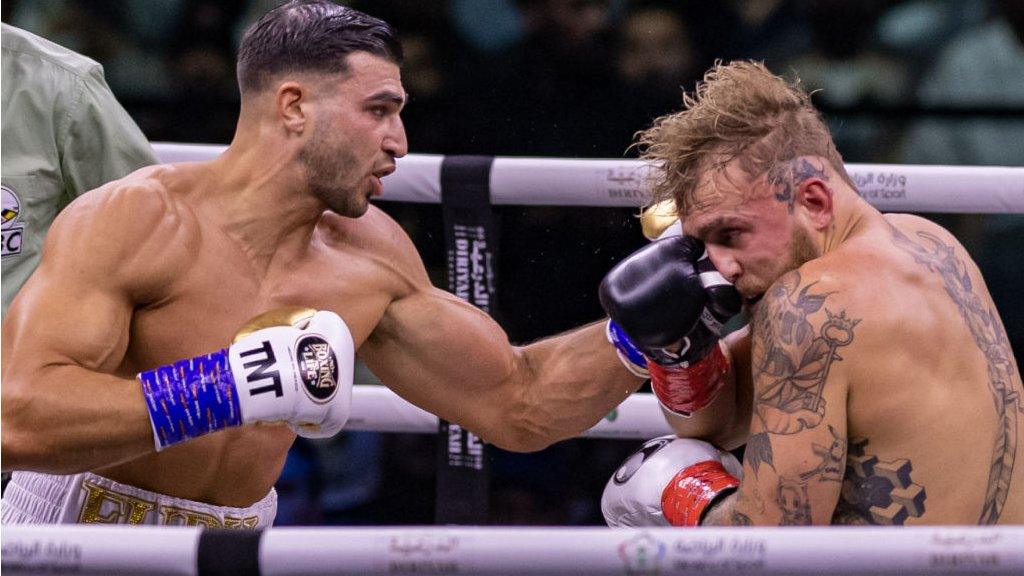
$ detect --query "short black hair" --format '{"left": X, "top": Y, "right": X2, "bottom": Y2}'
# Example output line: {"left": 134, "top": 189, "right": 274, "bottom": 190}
{"left": 237, "top": 0, "right": 403, "bottom": 94}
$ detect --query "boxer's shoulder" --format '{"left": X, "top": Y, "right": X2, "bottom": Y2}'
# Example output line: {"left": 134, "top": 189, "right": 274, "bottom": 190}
{"left": 64, "top": 163, "right": 196, "bottom": 226}
{"left": 318, "top": 205, "right": 428, "bottom": 280}
{"left": 883, "top": 213, "right": 969, "bottom": 256}
{"left": 756, "top": 258, "right": 870, "bottom": 359}
{"left": 50, "top": 166, "right": 199, "bottom": 285}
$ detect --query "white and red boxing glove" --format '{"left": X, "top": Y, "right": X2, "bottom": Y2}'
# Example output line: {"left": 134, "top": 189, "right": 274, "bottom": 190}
{"left": 602, "top": 435, "right": 742, "bottom": 527}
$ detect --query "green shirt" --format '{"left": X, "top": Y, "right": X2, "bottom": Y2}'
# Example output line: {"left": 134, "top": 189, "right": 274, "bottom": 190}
{"left": 2, "top": 23, "right": 156, "bottom": 316}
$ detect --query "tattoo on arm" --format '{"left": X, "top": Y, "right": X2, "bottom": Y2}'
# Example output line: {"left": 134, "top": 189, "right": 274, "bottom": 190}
{"left": 752, "top": 271, "right": 859, "bottom": 438}
{"left": 775, "top": 477, "right": 813, "bottom": 525}
{"left": 746, "top": 431, "right": 774, "bottom": 476}
{"left": 730, "top": 510, "right": 753, "bottom": 526}
{"left": 890, "top": 226, "right": 1020, "bottom": 525}
{"left": 802, "top": 424, "right": 846, "bottom": 482}
{"left": 744, "top": 272, "right": 859, "bottom": 524}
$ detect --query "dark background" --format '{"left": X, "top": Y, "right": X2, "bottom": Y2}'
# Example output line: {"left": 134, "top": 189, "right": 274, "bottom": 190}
{"left": 5, "top": 0, "right": 1022, "bottom": 525}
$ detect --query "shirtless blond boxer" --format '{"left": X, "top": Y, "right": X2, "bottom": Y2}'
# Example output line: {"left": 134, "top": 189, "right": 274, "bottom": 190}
{"left": 0, "top": 1, "right": 640, "bottom": 527}
{"left": 599, "top": 61, "right": 1023, "bottom": 526}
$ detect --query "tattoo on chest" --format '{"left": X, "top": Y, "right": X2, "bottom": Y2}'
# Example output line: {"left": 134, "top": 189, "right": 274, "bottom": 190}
{"left": 891, "top": 226, "right": 1020, "bottom": 524}
{"left": 753, "top": 272, "right": 860, "bottom": 438}
{"left": 836, "top": 437, "right": 926, "bottom": 525}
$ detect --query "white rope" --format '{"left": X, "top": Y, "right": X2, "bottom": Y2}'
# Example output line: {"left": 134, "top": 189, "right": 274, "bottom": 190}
{"left": 346, "top": 385, "right": 671, "bottom": 440}
{"left": 2, "top": 525, "right": 200, "bottom": 575}
{"left": 153, "top": 142, "right": 1024, "bottom": 213}
{"left": 3, "top": 524, "right": 1022, "bottom": 575}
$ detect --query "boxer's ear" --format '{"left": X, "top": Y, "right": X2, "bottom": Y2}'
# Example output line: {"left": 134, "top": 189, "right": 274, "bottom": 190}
{"left": 276, "top": 81, "right": 306, "bottom": 134}
{"left": 795, "top": 177, "right": 834, "bottom": 231}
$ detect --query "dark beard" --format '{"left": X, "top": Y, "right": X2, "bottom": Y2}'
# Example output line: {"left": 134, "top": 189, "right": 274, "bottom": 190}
{"left": 298, "top": 136, "right": 367, "bottom": 218}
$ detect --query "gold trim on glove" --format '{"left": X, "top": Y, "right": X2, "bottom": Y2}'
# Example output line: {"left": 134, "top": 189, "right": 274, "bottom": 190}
{"left": 233, "top": 307, "right": 318, "bottom": 343}
{"left": 640, "top": 199, "right": 680, "bottom": 240}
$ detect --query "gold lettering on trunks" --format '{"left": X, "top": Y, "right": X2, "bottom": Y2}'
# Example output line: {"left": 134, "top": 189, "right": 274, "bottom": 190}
{"left": 78, "top": 479, "right": 155, "bottom": 524}
{"left": 159, "top": 505, "right": 260, "bottom": 529}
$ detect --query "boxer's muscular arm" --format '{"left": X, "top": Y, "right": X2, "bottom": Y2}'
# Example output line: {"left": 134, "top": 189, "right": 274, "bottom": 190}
{"left": 704, "top": 271, "right": 852, "bottom": 525}
{"left": 359, "top": 226, "right": 641, "bottom": 452}
{"left": 1, "top": 182, "right": 186, "bottom": 473}
{"left": 661, "top": 326, "right": 753, "bottom": 450}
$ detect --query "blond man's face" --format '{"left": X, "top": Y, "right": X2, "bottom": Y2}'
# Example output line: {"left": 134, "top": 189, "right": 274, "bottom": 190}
{"left": 681, "top": 160, "right": 817, "bottom": 309}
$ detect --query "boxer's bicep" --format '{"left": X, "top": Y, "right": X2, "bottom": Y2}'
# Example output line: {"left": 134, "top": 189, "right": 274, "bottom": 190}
{"left": 732, "top": 382, "right": 848, "bottom": 525}
{"left": 2, "top": 185, "right": 182, "bottom": 471}
{"left": 361, "top": 286, "right": 524, "bottom": 447}
{"left": 731, "top": 270, "right": 854, "bottom": 525}
{"left": 6, "top": 183, "right": 178, "bottom": 371}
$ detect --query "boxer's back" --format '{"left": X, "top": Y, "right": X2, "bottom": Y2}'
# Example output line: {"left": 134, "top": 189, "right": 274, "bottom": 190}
{"left": 823, "top": 213, "right": 1022, "bottom": 524}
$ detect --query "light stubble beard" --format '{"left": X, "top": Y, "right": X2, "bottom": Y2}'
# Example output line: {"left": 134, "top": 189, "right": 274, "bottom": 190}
{"left": 743, "top": 225, "right": 820, "bottom": 304}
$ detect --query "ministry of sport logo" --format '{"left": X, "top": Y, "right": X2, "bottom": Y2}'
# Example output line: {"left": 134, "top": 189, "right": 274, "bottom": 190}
{"left": 2, "top": 185, "right": 24, "bottom": 258}
{"left": 295, "top": 335, "right": 339, "bottom": 402}
{"left": 617, "top": 532, "right": 666, "bottom": 575}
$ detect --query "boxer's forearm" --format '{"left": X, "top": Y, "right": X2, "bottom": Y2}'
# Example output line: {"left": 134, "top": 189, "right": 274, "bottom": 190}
{"left": 1, "top": 365, "right": 154, "bottom": 473}
{"left": 512, "top": 321, "right": 644, "bottom": 448}
{"left": 660, "top": 382, "right": 747, "bottom": 451}
{"left": 664, "top": 326, "right": 752, "bottom": 449}
{"left": 365, "top": 290, "right": 641, "bottom": 453}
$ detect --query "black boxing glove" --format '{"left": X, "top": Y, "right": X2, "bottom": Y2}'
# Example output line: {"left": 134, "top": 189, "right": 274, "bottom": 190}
{"left": 600, "top": 235, "right": 741, "bottom": 416}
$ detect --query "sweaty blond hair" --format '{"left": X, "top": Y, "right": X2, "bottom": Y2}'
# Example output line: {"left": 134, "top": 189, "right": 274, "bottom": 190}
{"left": 636, "top": 60, "right": 854, "bottom": 215}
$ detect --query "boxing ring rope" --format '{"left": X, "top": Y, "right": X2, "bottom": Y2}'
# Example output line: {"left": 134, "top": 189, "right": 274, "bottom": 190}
{"left": 3, "top": 524, "right": 1022, "bottom": 575}
{"left": 346, "top": 385, "right": 671, "bottom": 439}
{"left": 154, "top": 142, "right": 1024, "bottom": 213}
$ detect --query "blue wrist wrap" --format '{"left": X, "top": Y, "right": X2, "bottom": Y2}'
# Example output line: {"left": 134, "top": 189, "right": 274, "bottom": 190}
{"left": 139, "top": 348, "right": 242, "bottom": 450}
{"left": 606, "top": 320, "right": 649, "bottom": 375}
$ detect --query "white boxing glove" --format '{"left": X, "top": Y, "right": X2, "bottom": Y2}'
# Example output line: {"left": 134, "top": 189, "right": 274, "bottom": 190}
{"left": 230, "top": 308, "right": 354, "bottom": 438}
{"left": 140, "top": 307, "right": 355, "bottom": 450}
{"left": 601, "top": 435, "right": 743, "bottom": 527}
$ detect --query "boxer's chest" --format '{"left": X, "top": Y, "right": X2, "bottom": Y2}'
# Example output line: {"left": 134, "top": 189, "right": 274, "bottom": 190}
{"left": 122, "top": 238, "right": 390, "bottom": 373}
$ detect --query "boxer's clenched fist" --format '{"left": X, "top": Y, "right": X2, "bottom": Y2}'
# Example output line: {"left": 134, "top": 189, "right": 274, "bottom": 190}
{"left": 139, "top": 307, "right": 354, "bottom": 450}
{"left": 602, "top": 435, "right": 742, "bottom": 527}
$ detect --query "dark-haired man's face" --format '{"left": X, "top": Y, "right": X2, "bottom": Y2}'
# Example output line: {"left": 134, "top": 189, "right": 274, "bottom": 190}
{"left": 300, "top": 52, "right": 407, "bottom": 217}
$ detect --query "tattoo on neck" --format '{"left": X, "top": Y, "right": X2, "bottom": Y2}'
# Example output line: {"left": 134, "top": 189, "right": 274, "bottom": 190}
{"left": 766, "top": 158, "right": 829, "bottom": 211}
{"left": 890, "top": 225, "right": 1019, "bottom": 524}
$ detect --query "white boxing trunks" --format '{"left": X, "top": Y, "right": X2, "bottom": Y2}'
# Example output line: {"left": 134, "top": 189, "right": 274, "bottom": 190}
{"left": 1, "top": 471, "right": 276, "bottom": 528}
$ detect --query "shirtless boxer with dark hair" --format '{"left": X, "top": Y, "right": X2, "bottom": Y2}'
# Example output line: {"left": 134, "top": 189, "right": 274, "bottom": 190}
{"left": 1, "top": 0, "right": 642, "bottom": 527}
{"left": 600, "top": 61, "right": 1023, "bottom": 526}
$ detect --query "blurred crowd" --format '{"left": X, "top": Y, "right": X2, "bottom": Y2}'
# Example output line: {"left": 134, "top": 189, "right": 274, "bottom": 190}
{"left": 4, "top": 0, "right": 1022, "bottom": 525}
